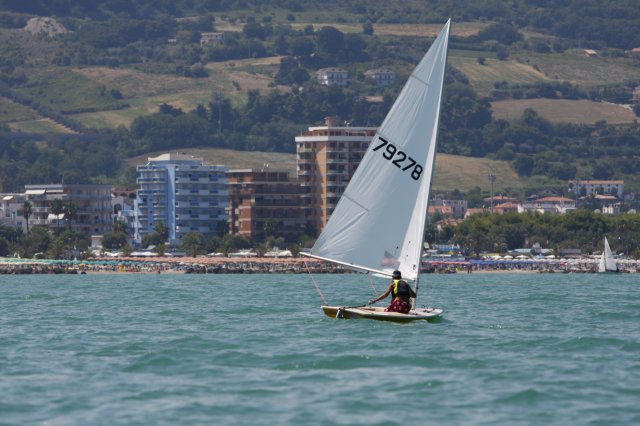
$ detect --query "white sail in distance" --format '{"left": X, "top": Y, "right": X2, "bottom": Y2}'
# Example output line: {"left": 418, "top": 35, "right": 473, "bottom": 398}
{"left": 598, "top": 236, "right": 618, "bottom": 272}
{"left": 307, "top": 20, "right": 451, "bottom": 281}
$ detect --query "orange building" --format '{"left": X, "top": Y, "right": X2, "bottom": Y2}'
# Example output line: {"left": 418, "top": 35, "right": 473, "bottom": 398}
{"left": 295, "top": 117, "right": 377, "bottom": 233}
{"left": 226, "top": 169, "right": 306, "bottom": 243}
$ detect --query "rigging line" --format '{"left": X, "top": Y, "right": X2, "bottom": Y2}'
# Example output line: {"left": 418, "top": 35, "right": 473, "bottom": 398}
{"left": 340, "top": 193, "right": 369, "bottom": 213}
{"left": 367, "top": 273, "right": 378, "bottom": 296}
{"left": 304, "top": 260, "right": 327, "bottom": 305}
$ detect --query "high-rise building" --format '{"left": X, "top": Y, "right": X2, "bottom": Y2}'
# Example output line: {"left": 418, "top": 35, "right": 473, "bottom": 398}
{"left": 227, "top": 169, "right": 306, "bottom": 243}
{"left": 135, "top": 153, "right": 228, "bottom": 246}
{"left": 295, "top": 116, "right": 377, "bottom": 233}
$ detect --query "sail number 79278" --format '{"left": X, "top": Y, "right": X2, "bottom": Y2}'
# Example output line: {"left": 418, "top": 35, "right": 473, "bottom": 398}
{"left": 372, "top": 137, "right": 423, "bottom": 181}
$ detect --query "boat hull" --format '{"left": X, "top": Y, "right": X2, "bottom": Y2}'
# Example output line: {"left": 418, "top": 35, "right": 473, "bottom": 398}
{"left": 321, "top": 305, "right": 443, "bottom": 323}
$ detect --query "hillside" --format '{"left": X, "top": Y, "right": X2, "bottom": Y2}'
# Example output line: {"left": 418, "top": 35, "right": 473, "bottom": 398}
{"left": 491, "top": 99, "right": 637, "bottom": 124}
{"left": 0, "top": 1, "right": 639, "bottom": 196}
{"left": 3, "top": 48, "right": 636, "bottom": 132}
{"left": 126, "top": 148, "right": 523, "bottom": 194}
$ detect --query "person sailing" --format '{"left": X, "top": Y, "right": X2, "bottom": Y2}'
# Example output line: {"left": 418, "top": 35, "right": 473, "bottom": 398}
{"left": 368, "top": 270, "right": 416, "bottom": 314}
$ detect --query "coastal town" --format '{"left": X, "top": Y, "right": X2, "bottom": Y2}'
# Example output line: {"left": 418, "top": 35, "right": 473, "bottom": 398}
{"left": 1, "top": 115, "right": 637, "bottom": 274}
{"left": 3, "top": 3, "right": 640, "bottom": 426}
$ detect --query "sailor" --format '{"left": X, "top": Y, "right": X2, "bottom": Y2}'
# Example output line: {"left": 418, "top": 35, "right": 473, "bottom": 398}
{"left": 368, "top": 270, "right": 416, "bottom": 314}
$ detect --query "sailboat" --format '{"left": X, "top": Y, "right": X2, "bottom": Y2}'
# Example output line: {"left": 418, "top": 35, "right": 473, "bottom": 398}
{"left": 598, "top": 236, "right": 619, "bottom": 273}
{"left": 301, "top": 20, "right": 451, "bottom": 322}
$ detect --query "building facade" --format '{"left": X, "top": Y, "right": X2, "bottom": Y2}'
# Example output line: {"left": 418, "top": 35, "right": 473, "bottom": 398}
{"left": 633, "top": 86, "right": 640, "bottom": 104}
{"left": 135, "top": 153, "right": 228, "bottom": 246}
{"left": 295, "top": 117, "right": 377, "bottom": 233}
{"left": 227, "top": 169, "right": 306, "bottom": 243}
{"left": 364, "top": 68, "right": 396, "bottom": 86}
{"left": 570, "top": 180, "right": 624, "bottom": 198}
{"left": 316, "top": 68, "right": 348, "bottom": 86}
{"left": 521, "top": 196, "right": 576, "bottom": 214}
{"left": 23, "top": 184, "right": 112, "bottom": 236}
{"left": 0, "top": 193, "right": 27, "bottom": 231}
{"left": 200, "top": 31, "right": 225, "bottom": 45}
{"left": 430, "top": 198, "right": 468, "bottom": 218}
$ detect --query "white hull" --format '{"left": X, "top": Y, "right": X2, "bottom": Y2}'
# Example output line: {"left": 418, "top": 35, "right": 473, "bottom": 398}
{"left": 322, "top": 305, "right": 443, "bottom": 322}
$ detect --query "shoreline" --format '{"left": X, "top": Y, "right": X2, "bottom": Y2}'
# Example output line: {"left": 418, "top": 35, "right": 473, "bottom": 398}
{"left": 1, "top": 256, "right": 638, "bottom": 275}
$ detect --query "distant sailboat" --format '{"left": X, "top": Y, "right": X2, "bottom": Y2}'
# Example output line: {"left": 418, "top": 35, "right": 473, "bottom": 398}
{"left": 301, "top": 20, "right": 451, "bottom": 322}
{"left": 598, "top": 236, "right": 619, "bottom": 273}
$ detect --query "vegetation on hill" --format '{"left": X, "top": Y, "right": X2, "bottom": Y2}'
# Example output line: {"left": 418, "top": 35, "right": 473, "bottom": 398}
{"left": 0, "top": 0, "right": 639, "bottom": 197}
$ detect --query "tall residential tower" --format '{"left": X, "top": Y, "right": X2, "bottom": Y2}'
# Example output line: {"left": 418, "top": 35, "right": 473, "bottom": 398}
{"left": 295, "top": 117, "right": 376, "bottom": 234}
{"left": 135, "top": 153, "right": 228, "bottom": 246}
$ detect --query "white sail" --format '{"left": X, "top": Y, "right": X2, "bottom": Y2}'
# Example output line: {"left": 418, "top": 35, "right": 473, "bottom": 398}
{"left": 598, "top": 236, "right": 617, "bottom": 272}
{"left": 307, "top": 20, "right": 450, "bottom": 281}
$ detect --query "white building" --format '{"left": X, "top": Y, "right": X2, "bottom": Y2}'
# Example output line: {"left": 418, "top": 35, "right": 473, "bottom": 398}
{"left": 570, "top": 180, "right": 624, "bottom": 198}
{"left": 0, "top": 193, "right": 28, "bottom": 232}
{"left": 521, "top": 196, "right": 576, "bottom": 214}
{"left": 200, "top": 32, "right": 225, "bottom": 45}
{"left": 23, "top": 184, "right": 113, "bottom": 237}
{"left": 135, "top": 153, "right": 228, "bottom": 246}
{"left": 316, "top": 68, "right": 348, "bottom": 86}
{"left": 364, "top": 68, "right": 396, "bottom": 86}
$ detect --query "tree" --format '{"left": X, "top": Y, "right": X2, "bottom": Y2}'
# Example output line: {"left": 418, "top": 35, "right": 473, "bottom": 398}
{"left": 182, "top": 232, "right": 205, "bottom": 257}
{"left": 216, "top": 219, "right": 229, "bottom": 238}
{"left": 514, "top": 155, "right": 535, "bottom": 176}
{"left": 121, "top": 243, "right": 133, "bottom": 256}
{"left": 21, "top": 201, "right": 32, "bottom": 234}
{"left": 263, "top": 217, "right": 278, "bottom": 239}
{"left": 142, "top": 222, "right": 169, "bottom": 248}
{"left": 65, "top": 202, "right": 77, "bottom": 230}
{"left": 17, "top": 226, "right": 51, "bottom": 259}
{"left": 50, "top": 199, "right": 65, "bottom": 230}
{"left": 153, "top": 242, "right": 166, "bottom": 256}
{"left": 476, "top": 23, "right": 523, "bottom": 45}
{"left": 316, "top": 26, "right": 344, "bottom": 56}
{"left": 102, "top": 232, "right": 128, "bottom": 249}
{"left": 0, "top": 236, "right": 9, "bottom": 256}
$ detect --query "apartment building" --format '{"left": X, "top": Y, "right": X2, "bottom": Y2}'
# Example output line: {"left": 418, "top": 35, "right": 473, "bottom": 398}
{"left": 316, "top": 68, "right": 348, "bottom": 86}
{"left": 200, "top": 31, "right": 225, "bottom": 45}
{"left": 363, "top": 68, "right": 396, "bottom": 86}
{"left": 0, "top": 193, "right": 27, "bottom": 231}
{"left": 295, "top": 116, "right": 377, "bottom": 233}
{"left": 430, "top": 198, "right": 468, "bottom": 218}
{"left": 23, "top": 184, "right": 112, "bottom": 236}
{"left": 570, "top": 180, "right": 624, "bottom": 198}
{"left": 521, "top": 196, "right": 576, "bottom": 214}
{"left": 227, "top": 169, "right": 306, "bottom": 243}
{"left": 135, "top": 153, "right": 228, "bottom": 246}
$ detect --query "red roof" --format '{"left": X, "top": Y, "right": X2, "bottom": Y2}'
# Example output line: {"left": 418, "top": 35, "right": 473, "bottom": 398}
{"left": 534, "top": 197, "right": 574, "bottom": 203}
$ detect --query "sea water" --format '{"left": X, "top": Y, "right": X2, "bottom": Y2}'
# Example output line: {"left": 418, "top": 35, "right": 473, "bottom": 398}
{"left": 0, "top": 272, "right": 639, "bottom": 425}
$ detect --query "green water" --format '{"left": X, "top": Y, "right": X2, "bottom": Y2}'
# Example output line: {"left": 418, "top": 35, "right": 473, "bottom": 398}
{"left": 1, "top": 273, "right": 639, "bottom": 425}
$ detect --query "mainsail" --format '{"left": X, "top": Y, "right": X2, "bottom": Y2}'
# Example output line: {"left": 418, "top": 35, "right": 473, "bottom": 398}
{"left": 306, "top": 20, "right": 451, "bottom": 282}
{"left": 598, "top": 236, "right": 618, "bottom": 272}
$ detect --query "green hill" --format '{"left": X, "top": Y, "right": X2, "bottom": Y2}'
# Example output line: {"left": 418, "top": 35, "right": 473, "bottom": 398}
{"left": 1, "top": 1, "right": 639, "bottom": 197}
{"left": 127, "top": 148, "right": 524, "bottom": 194}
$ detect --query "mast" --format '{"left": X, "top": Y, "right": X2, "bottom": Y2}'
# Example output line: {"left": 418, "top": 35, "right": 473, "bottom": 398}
{"left": 413, "top": 19, "right": 451, "bottom": 307}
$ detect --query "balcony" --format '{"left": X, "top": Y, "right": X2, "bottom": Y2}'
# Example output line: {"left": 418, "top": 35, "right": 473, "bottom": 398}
{"left": 327, "top": 157, "right": 347, "bottom": 163}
